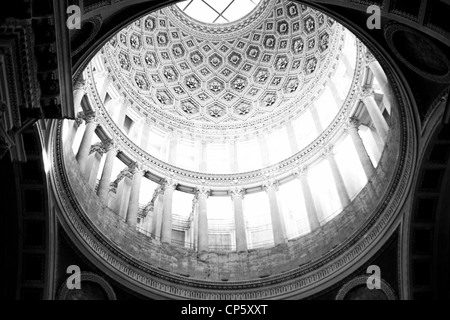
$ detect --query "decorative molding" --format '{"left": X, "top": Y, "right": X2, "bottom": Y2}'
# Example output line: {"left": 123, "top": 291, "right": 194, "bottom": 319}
{"left": 384, "top": 22, "right": 450, "bottom": 83}
{"left": 89, "top": 142, "right": 105, "bottom": 156}
{"left": 56, "top": 272, "right": 117, "bottom": 300}
{"left": 335, "top": 275, "right": 397, "bottom": 300}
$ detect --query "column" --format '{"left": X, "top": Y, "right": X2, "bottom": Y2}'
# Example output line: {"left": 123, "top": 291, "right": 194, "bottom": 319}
{"left": 229, "top": 140, "right": 238, "bottom": 173}
{"left": 167, "top": 133, "right": 178, "bottom": 165}
{"left": 347, "top": 118, "right": 376, "bottom": 179}
{"left": 231, "top": 188, "right": 247, "bottom": 252}
{"left": 329, "top": 79, "right": 344, "bottom": 106}
{"left": 140, "top": 120, "right": 152, "bottom": 150}
{"left": 99, "top": 74, "right": 112, "bottom": 102}
{"left": 126, "top": 163, "right": 144, "bottom": 228}
{"left": 366, "top": 51, "right": 388, "bottom": 91}
{"left": 192, "top": 196, "right": 199, "bottom": 250}
{"left": 111, "top": 169, "right": 132, "bottom": 219}
{"left": 286, "top": 122, "right": 299, "bottom": 154}
{"left": 97, "top": 139, "right": 118, "bottom": 203}
{"left": 197, "top": 187, "right": 210, "bottom": 252}
{"left": 361, "top": 88, "right": 389, "bottom": 143}
{"left": 115, "top": 98, "right": 128, "bottom": 126}
{"left": 296, "top": 167, "right": 321, "bottom": 231}
{"left": 366, "top": 51, "right": 392, "bottom": 115}
{"left": 161, "top": 179, "right": 177, "bottom": 244}
{"left": 310, "top": 104, "right": 324, "bottom": 133}
{"left": 151, "top": 187, "right": 164, "bottom": 240}
{"left": 340, "top": 52, "right": 354, "bottom": 79}
{"left": 87, "top": 144, "right": 104, "bottom": 186}
{"left": 258, "top": 134, "right": 270, "bottom": 167}
{"left": 73, "top": 77, "right": 86, "bottom": 113}
{"left": 324, "top": 145, "right": 351, "bottom": 208}
{"left": 76, "top": 112, "right": 97, "bottom": 177}
{"left": 264, "top": 181, "right": 286, "bottom": 245}
{"left": 198, "top": 140, "right": 207, "bottom": 172}
{"left": 67, "top": 115, "right": 83, "bottom": 150}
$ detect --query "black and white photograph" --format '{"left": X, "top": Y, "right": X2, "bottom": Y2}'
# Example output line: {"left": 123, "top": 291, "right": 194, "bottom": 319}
{"left": 0, "top": 0, "right": 449, "bottom": 306}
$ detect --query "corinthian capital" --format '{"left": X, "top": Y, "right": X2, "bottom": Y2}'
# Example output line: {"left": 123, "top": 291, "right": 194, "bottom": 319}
{"left": 163, "top": 178, "right": 178, "bottom": 191}
{"left": 365, "top": 49, "right": 376, "bottom": 64}
{"left": 293, "top": 165, "right": 309, "bottom": 179}
{"left": 129, "top": 161, "right": 144, "bottom": 175}
{"left": 263, "top": 180, "right": 278, "bottom": 192}
{"left": 82, "top": 111, "right": 98, "bottom": 124}
{"left": 196, "top": 186, "right": 210, "bottom": 198}
{"left": 322, "top": 144, "right": 334, "bottom": 157}
{"left": 230, "top": 187, "right": 244, "bottom": 200}
{"left": 103, "top": 138, "right": 117, "bottom": 152}
{"left": 89, "top": 142, "right": 106, "bottom": 156}
{"left": 359, "top": 86, "right": 375, "bottom": 100}
{"left": 346, "top": 116, "right": 361, "bottom": 131}
{"left": 73, "top": 76, "right": 87, "bottom": 91}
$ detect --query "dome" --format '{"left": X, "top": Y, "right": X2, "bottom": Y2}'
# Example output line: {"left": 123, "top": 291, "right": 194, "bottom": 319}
{"left": 58, "top": 0, "right": 402, "bottom": 298}
{"left": 92, "top": 0, "right": 351, "bottom": 175}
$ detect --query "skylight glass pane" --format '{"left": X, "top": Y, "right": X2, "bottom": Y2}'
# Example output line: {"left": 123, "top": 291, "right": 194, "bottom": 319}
{"left": 204, "top": 0, "right": 234, "bottom": 13}
{"left": 222, "top": 0, "right": 255, "bottom": 22}
{"left": 183, "top": 0, "right": 219, "bottom": 24}
{"left": 178, "top": 0, "right": 260, "bottom": 24}
{"left": 176, "top": 0, "right": 192, "bottom": 11}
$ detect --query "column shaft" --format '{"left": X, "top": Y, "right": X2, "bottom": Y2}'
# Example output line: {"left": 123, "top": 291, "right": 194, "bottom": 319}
{"left": 161, "top": 185, "right": 175, "bottom": 244}
{"left": 233, "top": 194, "right": 247, "bottom": 251}
{"left": 369, "top": 61, "right": 388, "bottom": 91}
{"left": 151, "top": 194, "right": 164, "bottom": 239}
{"left": 229, "top": 141, "right": 238, "bottom": 173}
{"left": 299, "top": 174, "right": 320, "bottom": 231}
{"left": 327, "top": 153, "right": 351, "bottom": 208}
{"left": 140, "top": 123, "right": 151, "bottom": 150}
{"left": 362, "top": 94, "right": 388, "bottom": 143}
{"left": 286, "top": 122, "right": 299, "bottom": 154}
{"left": 258, "top": 134, "right": 270, "bottom": 167}
{"left": 266, "top": 187, "right": 286, "bottom": 245}
{"left": 87, "top": 152, "right": 102, "bottom": 187}
{"left": 348, "top": 125, "right": 376, "bottom": 178}
{"left": 126, "top": 170, "right": 143, "bottom": 228}
{"left": 76, "top": 120, "right": 97, "bottom": 177}
{"left": 97, "top": 148, "right": 117, "bottom": 203}
{"left": 310, "top": 105, "right": 324, "bottom": 133}
{"left": 198, "top": 194, "right": 209, "bottom": 252}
